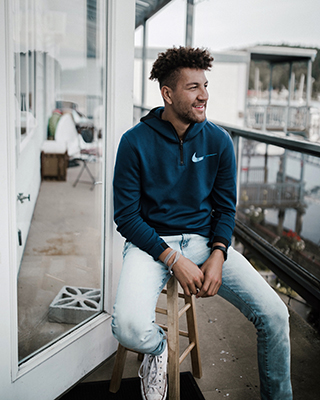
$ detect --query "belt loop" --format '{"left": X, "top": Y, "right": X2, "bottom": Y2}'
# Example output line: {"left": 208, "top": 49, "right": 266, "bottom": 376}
{"left": 180, "top": 234, "right": 184, "bottom": 252}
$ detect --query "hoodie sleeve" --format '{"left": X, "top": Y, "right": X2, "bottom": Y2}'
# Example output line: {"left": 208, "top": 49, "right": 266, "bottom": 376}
{"left": 209, "top": 131, "right": 237, "bottom": 248}
{"left": 113, "top": 134, "right": 168, "bottom": 260}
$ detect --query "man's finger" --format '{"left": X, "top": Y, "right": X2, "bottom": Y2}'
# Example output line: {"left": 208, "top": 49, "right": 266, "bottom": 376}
{"left": 188, "top": 283, "right": 199, "bottom": 296}
{"left": 196, "top": 282, "right": 209, "bottom": 298}
{"left": 181, "top": 283, "right": 191, "bottom": 297}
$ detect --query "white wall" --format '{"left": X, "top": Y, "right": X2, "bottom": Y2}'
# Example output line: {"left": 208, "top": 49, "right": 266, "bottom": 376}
{"left": 15, "top": 51, "right": 48, "bottom": 268}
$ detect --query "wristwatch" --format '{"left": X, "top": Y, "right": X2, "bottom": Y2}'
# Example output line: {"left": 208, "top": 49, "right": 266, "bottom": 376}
{"left": 211, "top": 245, "right": 228, "bottom": 261}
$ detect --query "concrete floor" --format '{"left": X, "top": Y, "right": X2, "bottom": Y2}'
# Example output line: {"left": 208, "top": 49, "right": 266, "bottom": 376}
{"left": 84, "top": 295, "right": 320, "bottom": 400}
{"left": 17, "top": 159, "right": 320, "bottom": 399}
{"left": 18, "top": 160, "right": 103, "bottom": 361}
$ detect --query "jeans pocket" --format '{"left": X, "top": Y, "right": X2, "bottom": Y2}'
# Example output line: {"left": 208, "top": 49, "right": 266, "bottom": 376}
{"left": 122, "top": 241, "right": 131, "bottom": 258}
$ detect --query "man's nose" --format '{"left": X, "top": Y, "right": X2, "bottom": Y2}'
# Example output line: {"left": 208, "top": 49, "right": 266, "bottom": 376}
{"left": 198, "top": 87, "right": 209, "bottom": 101}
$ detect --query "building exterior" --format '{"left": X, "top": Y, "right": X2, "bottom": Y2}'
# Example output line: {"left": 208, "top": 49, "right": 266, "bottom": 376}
{"left": 134, "top": 46, "right": 317, "bottom": 137}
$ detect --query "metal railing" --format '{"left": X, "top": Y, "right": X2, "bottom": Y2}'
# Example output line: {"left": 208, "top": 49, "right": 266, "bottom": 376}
{"left": 133, "top": 105, "right": 320, "bottom": 310}
{"left": 239, "top": 181, "right": 304, "bottom": 208}
{"left": 133, "top": 104, "right": 150, "bottom": 124}
{"left": 245, "top": 104, "right": 309, "bottom": 133}
{"left": 220, "top": 121, "right": 320, "bottom": 310}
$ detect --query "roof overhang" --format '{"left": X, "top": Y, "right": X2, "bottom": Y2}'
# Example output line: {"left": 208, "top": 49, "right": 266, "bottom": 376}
{"left": 248, "top": 46, "right": 317, "bottom": 64}
{"left": 135, "top": 0, "right": 173, "bottom": 28}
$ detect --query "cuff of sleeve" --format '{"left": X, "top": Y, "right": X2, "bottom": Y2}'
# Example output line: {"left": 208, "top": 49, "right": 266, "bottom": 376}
{"left": 207, "top": 236, "right": 229, "bottom": 249}
{"left": 151, "top": 241, "right": 169, "bottom": 260}
{"left": 161, "top": 242, "right": 169, "bottom": 251}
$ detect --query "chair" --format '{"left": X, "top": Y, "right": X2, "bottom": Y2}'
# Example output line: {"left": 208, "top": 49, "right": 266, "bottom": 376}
{"left": 72, "top": 127, "right": 99, "bottom": 190}
{"left": 109, "top": 276, "right": 202, "bottom": 399}
{"left": 54, "top": 113, "right": 100, "bottom": 190}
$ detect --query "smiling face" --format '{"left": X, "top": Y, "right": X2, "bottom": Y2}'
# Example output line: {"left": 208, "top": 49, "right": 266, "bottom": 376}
{"left": 161, "top": 68, "right": 209, "bottom": 132}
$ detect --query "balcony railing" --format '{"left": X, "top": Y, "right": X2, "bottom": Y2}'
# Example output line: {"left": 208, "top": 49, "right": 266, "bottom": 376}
{"left": 239, "top": 181, "right": 304, "bottom": 208}
{"left": 220, "top": 122, "right": 320, "bottom": 311}
{"left": 133, "top": 105, "right": 320, "bottom": 311}
{"left": 245, "top": 104, "right": 309, "bottom": 134}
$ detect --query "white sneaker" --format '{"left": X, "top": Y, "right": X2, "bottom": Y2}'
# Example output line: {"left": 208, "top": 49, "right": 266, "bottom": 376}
{"left": 138, "top": 343, "right": 168, "bottom": 400}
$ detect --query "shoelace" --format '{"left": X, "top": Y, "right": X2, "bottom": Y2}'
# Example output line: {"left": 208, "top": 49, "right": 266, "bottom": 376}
{"left": 138, "top": 354, "right": 163, "bottom": 392}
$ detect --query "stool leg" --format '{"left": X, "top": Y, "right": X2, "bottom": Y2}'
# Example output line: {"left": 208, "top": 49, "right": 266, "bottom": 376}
{"left": 109, "top": 344, "right": 128, "bottom": 393}
{"left": 185, "top": 294, "right": 202, "bottom": 379}
{"left": 167, "top": 277, "right": 180, "bottom": 400}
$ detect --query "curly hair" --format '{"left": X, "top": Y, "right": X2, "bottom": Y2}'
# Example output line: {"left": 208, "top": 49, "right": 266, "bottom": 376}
{"left": 149, "top": 46, "right": 214, "bottom": 89}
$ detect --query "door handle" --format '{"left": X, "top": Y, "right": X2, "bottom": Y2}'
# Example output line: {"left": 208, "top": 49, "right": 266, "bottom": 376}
{"left": 18, "top": 229, "right": 22, "bottom": 246}
{"left": 17, "top": 193, "right": 31, "bottom": 203}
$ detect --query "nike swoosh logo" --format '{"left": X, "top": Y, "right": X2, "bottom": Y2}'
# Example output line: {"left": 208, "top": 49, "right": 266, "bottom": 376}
{"left": 192, "top": 152, "right": 217, "bottom": 163}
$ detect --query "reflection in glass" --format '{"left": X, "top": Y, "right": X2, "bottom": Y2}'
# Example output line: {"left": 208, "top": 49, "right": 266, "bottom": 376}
{"left": 236, "top": 139, "right": 320, "bottom": 281}
{"left": 16, "top": 0, "right": 106, "bottom": 362}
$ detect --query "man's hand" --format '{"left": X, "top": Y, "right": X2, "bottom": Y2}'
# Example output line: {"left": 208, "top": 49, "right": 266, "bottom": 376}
{"left": 159, "top": 247, "right": 204, "bottom": 296}
{"left": 171, "top": 255, "right": 204, "bottom": 296}
{"left": 196, "top": 249, "right": 224, "bottom": 298}
{"left": 159, "top": 244, "right": 225, "bottom": 298}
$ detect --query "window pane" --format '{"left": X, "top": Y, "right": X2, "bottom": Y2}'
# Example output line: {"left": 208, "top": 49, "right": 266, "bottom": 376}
{"left": 16, "top": 0, "right": 106, "bottom": 363}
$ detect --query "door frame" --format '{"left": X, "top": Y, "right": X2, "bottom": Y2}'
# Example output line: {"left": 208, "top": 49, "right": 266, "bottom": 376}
{"left": 0, "top": 0, "right": 134, "bottom": 398}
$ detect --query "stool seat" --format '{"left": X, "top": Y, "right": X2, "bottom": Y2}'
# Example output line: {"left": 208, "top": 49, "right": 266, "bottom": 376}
{"left": 109, "top": 276, "right": 202, "bottom": 399}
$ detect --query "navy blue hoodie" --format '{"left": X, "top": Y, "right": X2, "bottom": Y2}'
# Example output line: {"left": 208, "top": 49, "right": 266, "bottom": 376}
{"left": 113, "top": 107, "right": 237, "bottom": 260}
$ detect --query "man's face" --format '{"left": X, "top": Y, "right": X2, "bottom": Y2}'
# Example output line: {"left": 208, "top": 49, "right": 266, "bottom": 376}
{"left": 169, "top": 68, "right": 209, "bottom": 125}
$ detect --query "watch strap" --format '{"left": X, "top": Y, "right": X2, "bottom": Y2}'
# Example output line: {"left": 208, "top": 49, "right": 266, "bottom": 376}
{"left": 211, "top": 245, "right": 228, "bottom": 261}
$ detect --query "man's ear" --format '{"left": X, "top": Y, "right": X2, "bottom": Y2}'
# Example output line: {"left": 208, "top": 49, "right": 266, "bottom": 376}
{"left": 161, "top": 85, "right": 173, "bottom": 105}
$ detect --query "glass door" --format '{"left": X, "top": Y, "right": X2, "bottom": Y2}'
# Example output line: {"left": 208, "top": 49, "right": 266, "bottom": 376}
{"left": 1, "top": 0, "right": 135, "bottom": 398}
{"left": 14, "top": 0, "right": 106, "bottom": 363}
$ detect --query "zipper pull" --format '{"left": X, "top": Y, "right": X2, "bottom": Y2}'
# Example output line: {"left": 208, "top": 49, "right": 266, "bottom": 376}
{"left": 179, "top": 139, "right": 184, "bottom": 165}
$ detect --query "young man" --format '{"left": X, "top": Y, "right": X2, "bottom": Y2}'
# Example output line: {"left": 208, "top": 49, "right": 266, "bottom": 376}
{"left": 112, "top": 47, "right": 292, "bottom": 400}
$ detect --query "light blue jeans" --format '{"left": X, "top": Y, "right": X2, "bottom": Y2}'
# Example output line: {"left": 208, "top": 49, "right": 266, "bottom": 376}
{"left": 111, "top": 234, "right": 292, "bottom": 400}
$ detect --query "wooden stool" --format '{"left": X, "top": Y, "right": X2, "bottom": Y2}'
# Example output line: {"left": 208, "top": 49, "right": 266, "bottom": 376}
{"left": 109, "top": 276, "right": 202, "bottom": 399}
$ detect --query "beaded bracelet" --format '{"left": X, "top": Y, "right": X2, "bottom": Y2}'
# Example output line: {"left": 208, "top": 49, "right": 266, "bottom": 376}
{"left": 163, "top": 249, "right": 176, "bottom": 266}
{"left": 163, "top": 249, "right": 181, "bottom": 275}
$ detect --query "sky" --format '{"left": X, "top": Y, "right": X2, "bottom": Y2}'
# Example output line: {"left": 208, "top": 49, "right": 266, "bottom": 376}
{"left": 135, "top": 0, "right": 320, "bottom": 51}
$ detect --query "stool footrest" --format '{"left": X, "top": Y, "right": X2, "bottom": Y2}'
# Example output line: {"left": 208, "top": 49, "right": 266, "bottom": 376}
{"left": 155, "top": 306, "right": 167, "bottom": 315}
{"left": 161, "top": 288, "right": 185, "bottom": 299}
{"left": 158, "top": 323, "right": 188, "bottom": 337}
{"left": 157, "top": 303, "right": 191, "bottom": 318}
{"left": 179, "top": 341, "right": 196, "bottom": 364}
{"left": 178, "top": 303, "right": 191, "bottom": 318}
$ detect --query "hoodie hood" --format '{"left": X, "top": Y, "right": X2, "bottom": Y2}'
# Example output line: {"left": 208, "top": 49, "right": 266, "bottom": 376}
{"left": 141, "top": 106, "right": 207, "bottom": 142}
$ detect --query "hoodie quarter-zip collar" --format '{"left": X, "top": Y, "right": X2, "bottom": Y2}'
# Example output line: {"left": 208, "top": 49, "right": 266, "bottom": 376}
{"left": 141, "top": 107, "right": 207, "bottom": 143}
{"left": 141, "top": 107, "right": 207, "bottom": 166}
